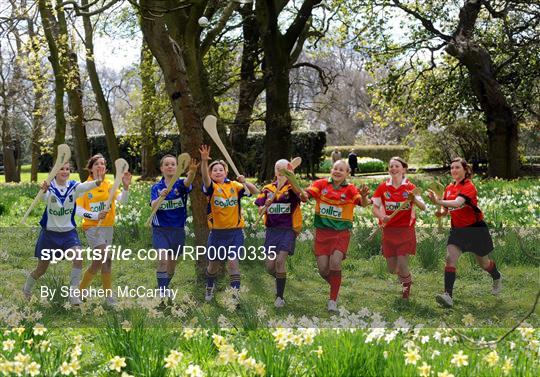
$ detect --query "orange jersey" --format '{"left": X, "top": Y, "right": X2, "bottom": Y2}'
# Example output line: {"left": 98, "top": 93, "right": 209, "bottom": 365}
{"left": 306, "top": 178, "right": 362, "bottom": 230}
{"left": 76, "top": 178, "right": 119, "bottom": 230}
{"left": 203, "top": 179, "right": 247, "bottom": 229}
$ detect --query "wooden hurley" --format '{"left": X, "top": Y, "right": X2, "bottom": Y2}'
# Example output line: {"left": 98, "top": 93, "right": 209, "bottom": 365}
{"left": 145, "top": 153, "right": 190, "bottom": 227}
{"left": 429, "top": 179, "right": 445, "bottom": 230}
{"left": 21, "top": 144, "right": 71, "bottom": 225}
{"left": 97, "top": 158, "right": 129, "bottom": 227}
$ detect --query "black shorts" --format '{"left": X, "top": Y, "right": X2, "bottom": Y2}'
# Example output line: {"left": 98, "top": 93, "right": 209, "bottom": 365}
{"left": 447, "top": 220, "right": 494, "bottom": 257}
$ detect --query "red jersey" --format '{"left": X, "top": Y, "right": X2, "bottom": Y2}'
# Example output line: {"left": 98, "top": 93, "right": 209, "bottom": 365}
{"left": 372, "top": 178, "right": 419, "bottom": 228}
{"left": 443, "top": 179, "right": 483, "bottom": 228}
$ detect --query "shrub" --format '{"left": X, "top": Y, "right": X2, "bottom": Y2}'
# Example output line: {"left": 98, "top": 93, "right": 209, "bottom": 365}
{"left": 319, "top": 157, "right": 385, "bottom": 174}
{"left": 324, "top": 145, "right": 410, "bottom": 163}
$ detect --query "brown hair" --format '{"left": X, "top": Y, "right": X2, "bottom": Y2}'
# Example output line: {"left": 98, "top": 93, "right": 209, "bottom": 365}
{"left": 389, "top": 156, "right": 408, "bottom": 170}
{"left": 451, "top": 157, "right": 473, "bottom": 179}
{"left": 85, "top": 154, "right": 105, "bottom": 172}
{"left": 208, "top": 160, "right": 228, "bottom": 173}
{"left": 160, "top": 154, "right": 177, "bottom": 167}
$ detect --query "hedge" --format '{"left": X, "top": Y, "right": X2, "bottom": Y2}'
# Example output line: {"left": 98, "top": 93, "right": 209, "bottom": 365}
{"left": 39, "top": 131, "right": 326, "bottom": 177}
{"left": 325, "top": 145, "right": 410, "bottom": 163}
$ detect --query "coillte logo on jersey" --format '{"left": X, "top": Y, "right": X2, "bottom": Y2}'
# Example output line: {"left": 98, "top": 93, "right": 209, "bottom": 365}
{"left": 90, "top": 201, "right": 106, "bottom": 212}
{"left": 385, "top": 201, "right": 411, "bottom": 211}
{"left": 159, "top": 198, "right": 185, "bottom": 210}
{"left": 268, "top": 203, "right": 291, "bottom": 215}
{"left": 48, "top": 207, "right": 74, "bottom": 216}
{"left": 319, "top": 203, "right": 343, "bottom": 218}
{"left": 213, "top": 197, "right": 238, "bottom": 208}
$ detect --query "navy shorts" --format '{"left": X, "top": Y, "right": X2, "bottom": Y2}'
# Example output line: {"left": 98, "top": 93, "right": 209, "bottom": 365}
{"left": 35, "top": 228, "right": 81, "bottom": 260}
{"left": 207, "top": 229, "right": 244, "bottom": 261}
{"left": 447, "top": 220, "right": 494, "bottom": 257}
{"left": 264, "top": 228, "right": 296, "bottom": 256}
{"left": 152, "top": 227, "right": 185, "bottom": 256}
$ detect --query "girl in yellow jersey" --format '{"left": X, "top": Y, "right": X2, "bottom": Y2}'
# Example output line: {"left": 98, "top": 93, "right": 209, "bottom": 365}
{"left": 199, "top": 145, "right": 258, "bottom": 303}
{"left": 76, "top": 154, "right": 131, "bottom": 306}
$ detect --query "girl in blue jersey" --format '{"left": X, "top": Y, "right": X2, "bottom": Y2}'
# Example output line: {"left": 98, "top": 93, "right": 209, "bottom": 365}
{"left": 22, "top": 161, "right": 102, "bottom": 304}
{"left": 150, "top": 155, "right": 199, "bottom": 297}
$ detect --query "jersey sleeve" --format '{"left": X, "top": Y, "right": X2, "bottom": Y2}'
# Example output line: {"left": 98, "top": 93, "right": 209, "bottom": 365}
{"left": 150, "top": 184, "right": 159, "bottom": 204}
{"left": 75, "top": 181, "right": 98, "bottom": 198}
{"left": 202, "top": 181, "right": 213, "bottom": 196}
{"left": 443, "top": 184, "right": 452, "bottom": 200}
{"left": 371, "top": 182, "right": 385, "bottom": 207}
{"left": 76, "top": 190, "right": 88, "bottom": 210}
{"left": 458, "top": 181, "right": 477, "bottom": 201}
{"left": 233, "top": 180, "right": 248, "bottom": 198}
{"left": 254, "top": 185, "right": 270, "bottom": 207}
{"left": 306, "top": 179, "right": 323, "bottom": 199}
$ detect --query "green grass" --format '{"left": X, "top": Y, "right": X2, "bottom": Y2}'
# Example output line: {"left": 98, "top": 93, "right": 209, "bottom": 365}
{"left": 0, "top": 176, "right": 538, "bottom": 375}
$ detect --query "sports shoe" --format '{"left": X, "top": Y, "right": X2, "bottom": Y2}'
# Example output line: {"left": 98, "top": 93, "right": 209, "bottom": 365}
{"left": 435, "top": 292, "right": 453, "bottom": 308}
{"left": 492, "top": 276, "right": 502, "bottom": 295}
{"left": 69, "top": 287, "right": 82, "bottom": 305}
{"left": 274, "top": 297, "right": 286, "bottom": 308}
{"left": 402, "top": 283, "right": 411, "bottom": 300}
{"left": 327, "top": 300, "right": 338, "bottom": 313}
{"left": 105, "top": 296, "right": 117, "bottom": 307}
{"left": 205, "top": 286, "right": 215, "bottom": 302}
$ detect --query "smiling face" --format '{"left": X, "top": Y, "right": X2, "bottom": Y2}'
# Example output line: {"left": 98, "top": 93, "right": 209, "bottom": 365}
{"left": 160, "top": 156, "right": 177, "bottom": 177}
{"left": 331, "top": 161, "right": 350, "bottom": 184}
{"left": 90, "top": 157, "right": 106, "bottom": 178}
{"left": 210, "top": 163, "right": 227, "bottom": 183}
{"left": 389, "top": 159, "right": 406, "bottom": 180}
{"left": 55, "top": 163, "right": 71, "bottom": 184}
{"left": 450, "top": 161, "right": 466, "bottom": 181}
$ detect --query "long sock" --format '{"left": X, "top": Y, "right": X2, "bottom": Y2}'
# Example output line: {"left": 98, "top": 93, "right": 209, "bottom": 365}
{"left": 102, "top": 272, "right": 112, "bottom": 297}
{"left": 79, "top": 270, "right": 96, "bottom": 290}
{"left": 275, "top": 272, "right": 287, "bottom": 299}
{"left": 70, "top": 268, "right": 82, "bottom": 287}
{"left": 157, "top": 271, "right": 168, "bottom": 289}
{"left": 230, "top": 274, "right": 241, "bottom": 290}
{"left": 484, "top": 260, "right": 501, "bottom": 280}
{"left": 23, "top": 274, "right": 37, "bottom": 294}
{"left": 328, "top": 270, "right": 342, "bottom": 301}
{"left": 206, "top": 269, "right": 216, "bottom": 288}
{"left": 444, "top": 266, "right": 456, "bottom": 297}
{"left": 399, "top": 273, "right": 412, "bottom": 285}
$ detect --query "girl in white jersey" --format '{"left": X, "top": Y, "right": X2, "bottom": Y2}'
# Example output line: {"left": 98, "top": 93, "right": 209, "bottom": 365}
{"left": 22, "top": 162, "right": 101, "bottom": 304}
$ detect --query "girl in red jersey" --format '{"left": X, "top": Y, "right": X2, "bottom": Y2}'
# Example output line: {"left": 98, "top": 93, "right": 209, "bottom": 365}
{"left": 371, "top": 157, "right": 426, "bottom": 300}
{"left": 428, "top": 158, "right": 502, "bottom": 308}
{"left": 303, "top": 160, "right": 370, "bottom": 312}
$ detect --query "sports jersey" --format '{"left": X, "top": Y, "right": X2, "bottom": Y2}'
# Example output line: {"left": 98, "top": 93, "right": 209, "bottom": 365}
{"left": 150, "top": 178, "right": 192, "bottom": 227}
{"left": 443, "top": 178, "right": 484, "bottom": 228}
{"left": 255, "top": 182, "right": 302, "bottom": 231}
{"left": 76, "top": 178, "right": 128, "bottom": 231}
{"left": 372, "top": 178, "right": 424, "bottom": 228}
{"left": 306, "top": 178, "right": 362, "bottom": 231}
{"left": 203, "top": 179, "right": 247, "bottom": 229}
{"left": 39, "top": 179, "right": 98, "bottom": 232}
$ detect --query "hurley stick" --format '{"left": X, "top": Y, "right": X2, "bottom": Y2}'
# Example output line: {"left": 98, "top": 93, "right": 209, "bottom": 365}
{"left": 429, "top": 179, "right": 445, "bottom": 230}
{"left": 145, "top": 153, "right": 190, "bottom": 227}
{"left": 21, "top": 144, "right": 71, "bottom": 225}
{"left": 97, "top": 158, "right": 129, "bottom": 227}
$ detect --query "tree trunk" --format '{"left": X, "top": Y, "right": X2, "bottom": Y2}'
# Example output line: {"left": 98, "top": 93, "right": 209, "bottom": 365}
{"left": 38, "top": 0, "right": 66, "bottom": 155}
{"left": 139, "top": 2, "right": 208, "bottom": 255}
{"left": 446, "top": 41, "right": 519, "bottom": 178}
{"left": 81, "top": 0, "right": 120, "bottom": 168}
{"left": 230, "top": 4, "right": 264, "bottom": 168}
{"left": 59, "top": 10, "right": 89, "bottom": 180}
{"left": 139, "top": 40, "right": 158, "bottom": 179}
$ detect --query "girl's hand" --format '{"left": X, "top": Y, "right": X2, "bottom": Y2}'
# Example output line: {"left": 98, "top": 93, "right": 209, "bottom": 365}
{"left": 199, "top": 145, "right": 211, "bottom": 161}
{"left": 122, "top": 171, "right": 132, "bottom": 189}
{"left": 97, "top": 210, "right": 109, "bottom": 220}
{"left": 40, "top": 181, "right": 50, "bottom": 193}
{"left": 189, "top": 158, "right": 200, "bottom": 173}
{"left": 159, "top": 189, "right": 169, "bottom": 198}
{"left": 237, "top": 175, "right": 246, "bottom": 184}
{"left": 427, "top": 189, "right": 439, "bottom": 204}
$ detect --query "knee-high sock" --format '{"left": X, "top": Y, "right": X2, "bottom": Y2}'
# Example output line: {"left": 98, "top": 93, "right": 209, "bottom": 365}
{"left": 444, "top": 266, "right": 456, "bottom": 297}
{"left": 70, "top": 268, "right": 82, "bottom": 288}
{"left": 483, "top": 260, "right": 501, "bottom": 280}
{"left": 328, "top": 270, "right": 342, "bottom": 301}
{"left": 79, "top": 270, "right": 96, "bottom": 290}
{"left": 275, "top": 272, "right": 287, "bottom": 299}
{"left": 230, "top": 274, "right": 241, "bottom": 290}
{"left": 206, "top": 269, "right": 217, "bottom": 288}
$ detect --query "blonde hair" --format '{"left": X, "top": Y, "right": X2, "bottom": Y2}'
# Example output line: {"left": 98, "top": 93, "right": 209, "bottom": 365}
{"left": 333, "top": 159, "right": 351, "bottom": 172}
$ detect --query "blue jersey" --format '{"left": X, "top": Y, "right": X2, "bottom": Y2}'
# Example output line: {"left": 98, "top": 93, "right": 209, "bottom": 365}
{"left": 150, "top": 178, "right": 192, "bottom": 227}
{"left": 39, "top": 179, "right": 98, "bottom": 232}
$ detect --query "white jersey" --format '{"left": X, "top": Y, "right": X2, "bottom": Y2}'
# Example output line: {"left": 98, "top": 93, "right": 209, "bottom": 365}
{"left": 39, "top": 179, "right": 98, "bottom": 232}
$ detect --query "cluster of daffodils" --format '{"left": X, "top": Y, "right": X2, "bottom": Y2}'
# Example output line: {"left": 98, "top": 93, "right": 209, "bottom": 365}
{"left": 271, "top": 328, "right": 318, "bottom": 350}
{"left": 212, "top": 333, "right": 265, "bottom": 376}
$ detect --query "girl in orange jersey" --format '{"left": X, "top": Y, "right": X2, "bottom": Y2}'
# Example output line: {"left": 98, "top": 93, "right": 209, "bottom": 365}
{"left": 303, "top": 160, "right": 370, "bottom": 312}
{"left": 76, "top": 154, "right": 131, "bottom": 306}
